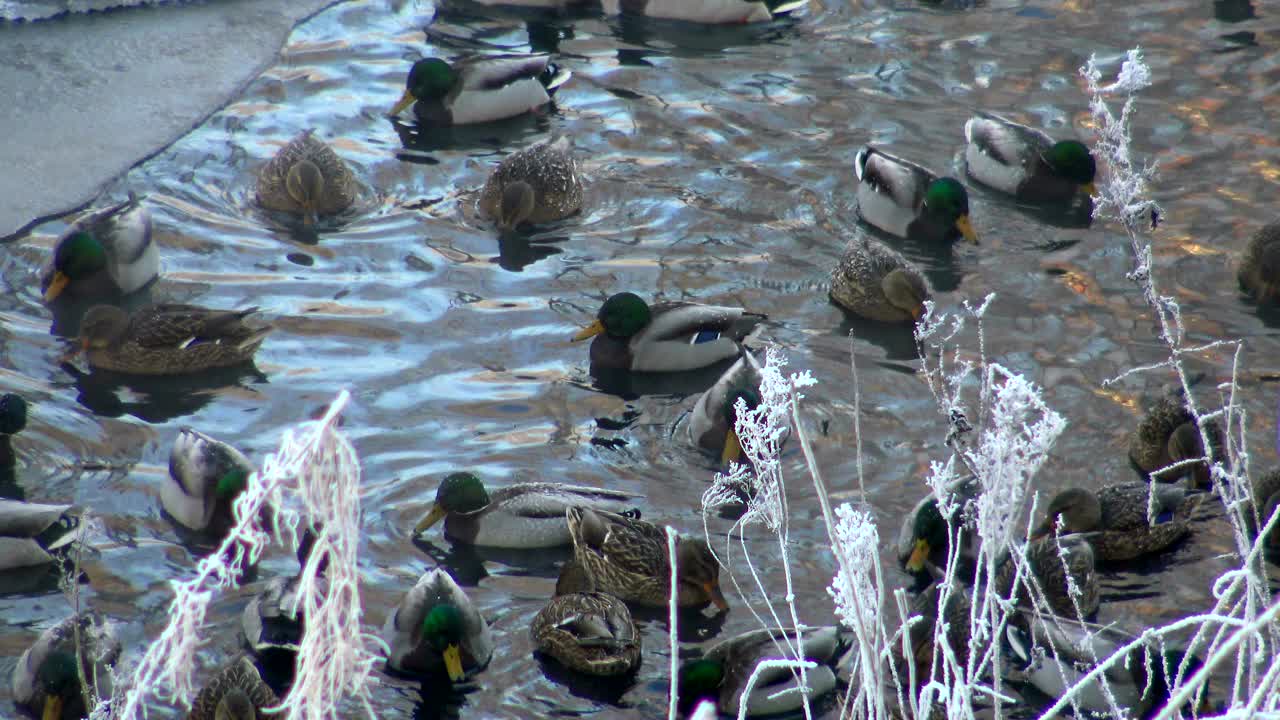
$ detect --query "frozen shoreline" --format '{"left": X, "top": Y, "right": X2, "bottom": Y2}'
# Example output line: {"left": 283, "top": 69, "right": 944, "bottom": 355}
{"left": 0, "top": 0, "right": 338, "bottom": 238}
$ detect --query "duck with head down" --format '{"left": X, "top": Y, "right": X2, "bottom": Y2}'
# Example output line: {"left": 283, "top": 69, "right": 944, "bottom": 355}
{"left": 383, "top": 568, "right": 493, "bottom": 683}
{"left": 479, "top": 136, "right": 583, "bottom": 233}
{"left": 689, "top": 350, "right": 767, "bottom": 466}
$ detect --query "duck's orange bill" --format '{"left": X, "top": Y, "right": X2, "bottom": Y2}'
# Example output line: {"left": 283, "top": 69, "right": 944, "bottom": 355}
{"left": 1083, "top": 181, "right": 1098, "bottom": 197}
{"left": 572, "top": 319, "right": 604, "bottom": 342}
{"left": 706, "top": 581, "right": 729, "bottom": 611}
{"left": 956, "top": 214, "right": 979, "bottom": 244}
{"left": 443, "top": 644, "right": 465, "bottom": 682}
{"left": 389, "top": 89, "right": 416, "bottom": 117}
{"left": 905, "top": 538, "right": 931, "bottom": 573}
{"left": 44, "top": 272, "right": 70, "bottom": 302}
{"left": 42, "top": 695, "right": 63, "bottom": 720}
{"left": 720, "top": 428, "right": 743, "bottom": 466}
{"left": 413, "top": 503, "right": 448, "bottom": 535}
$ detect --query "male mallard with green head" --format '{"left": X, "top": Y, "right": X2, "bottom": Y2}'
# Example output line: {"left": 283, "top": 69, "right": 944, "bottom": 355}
{"left": 74, "top": 304, "right": 271, "bottom": 375}
{"left": 963, "top": 112, "right": 1097, "bottom": 203}
{"left": 12, "top": 612, "right": 120, "bottom": 720}
{"left": 1033, "top": 482, "right": 1201, "bottom": 563}
{"left": 1129, "top": 395, "right": 1221, "bottom": 489}
{"left": 389, "top": 54, "right": 570, "bottom": 126}
{"left": 566, "top": 506, "right": 729, "bottom": 610}
{"left": 0, "top": 500, "right": 82, "bottom": 573}
{"left": 185, "top": 655, "right": 279, "bottom": 720}
{"left": 532, "top": 591, "right": 641, "bottom": 677}
{"left": 854, "top": 147, "right": 978, "bottom": 245}
{"left": 1238, "top": 220, "right": 1280, "bottom": 304}
{"left": 602, "top": 0, "right": 807, "bottom": 23}
{"left": 256, "top": 130, "right": 357, "bottom": 227}
{"left": 688, "top": 350, "right": 764, "bottom": 465}
{"left": 383, "top": 568, "right": 494, "bottom": 682}
{"left": 1006, "top": 612, "right": 1209, "bottom": 719}
{"left": 163, "top": 427, "right": 254, "bottom": 535}
{"left": 830, "top": 235, "right": 930, "bottom": 323}
{"left": 896, "top": 476, "right": 979, "bottom": 576}
{"left": 478, "top": 136, "right": 583, "bottom": 232}
{"left": 678, "top": 626, "right": 848, "bottom": 717}
{"left": 572, "top": 292, "right": 765, "bottom": 373}
{"left": 412, "top": 471, "right": 641, "bottom": 548}
{"left": 41, "top": 193, "right": 158, "bottom": 303}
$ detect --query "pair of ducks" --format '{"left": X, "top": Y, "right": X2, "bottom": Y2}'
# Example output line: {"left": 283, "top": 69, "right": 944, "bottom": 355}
{"left": 832, "top": 112, "right": 1097, "bottom": 325}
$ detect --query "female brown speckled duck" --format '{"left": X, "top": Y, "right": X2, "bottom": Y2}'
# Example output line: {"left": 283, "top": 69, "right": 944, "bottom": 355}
{"left": 478, "top": 136, "right": 583, "bottom": 232}
{"left": 74, "top": 304, "right": 271, "bottom": 375}
{"left": 256, "top": 130, "right": 357, "bottom": 226}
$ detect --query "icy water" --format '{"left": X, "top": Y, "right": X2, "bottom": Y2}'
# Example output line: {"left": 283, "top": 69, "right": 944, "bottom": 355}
{"left": 2, "top": 0, "right": 1279, "bottom": 717}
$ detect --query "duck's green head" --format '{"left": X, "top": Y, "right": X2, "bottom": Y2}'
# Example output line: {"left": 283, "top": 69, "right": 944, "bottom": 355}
{"left": 214, "top": 467, "right": 249, "bottom": 501}
{"left": 390, "top": 58, "right": 457, "bottom": 116}
{"left": 45, "top": 232, "right": 108, "bottom": 302}
{"left": 0, "top": 393, "right": 28, "bottom": 436}
{"left": 37, "top": 650, "right": 80, "bottom": 720}
{"left": 414, "top": 472, "right": 489, "bottom": 534}
{"left": 882, "top": 268, "right": 929, "bottom": 322}
{"left": 719, "top": 388, "right": 760, "bottom": 465}
{"left": 285, "top": 159, "right": 324, "bottom": 227}
{"left": 572, "top": 292, "right": 651, "bottom": 342}
{"left": 213, "top": 688, "right": 257, "bottom": 720}
{"left": 421, "top": 603, "right": 466, "bottom": 682}
{"left": 923, "top": 178, "right": 978, "bottom": 244}
{"left": 1044, "top": 140, "right": 1097, "bottom": 195}
{"left": 678, "top": 658, "right": 725, "bottom": 707}
{"left": 905, "top": 499, "right": 948, "bottom": 573}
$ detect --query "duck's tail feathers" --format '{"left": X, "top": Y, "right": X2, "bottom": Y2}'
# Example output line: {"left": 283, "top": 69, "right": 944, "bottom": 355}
{"left": 854, "top": 147, "right": 872, "bottom": 181}
{"left": 543, "top": 63, "right": 572, "bottom": 94}
{"left": 963, "top": 117, "right": 977, "bottom": 144}
{"left": 771, "top": 0, "right": 809, "bottom": 14}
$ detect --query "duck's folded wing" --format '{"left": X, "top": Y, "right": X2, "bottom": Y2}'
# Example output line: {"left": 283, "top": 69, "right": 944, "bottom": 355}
{"left": 968, "top": 113, "right": 1048, "bottom": 167}
{"left": 862, "top": 151, "right": 929, "bottom": 209}
{"left": 0, "top": 500, "right": 71, "bottom": 537}
{"left": 497, "top": 484, "right": 640, "bottom": 518}
{"left": 460, "top": 54, "right": 549, "bottom": 90}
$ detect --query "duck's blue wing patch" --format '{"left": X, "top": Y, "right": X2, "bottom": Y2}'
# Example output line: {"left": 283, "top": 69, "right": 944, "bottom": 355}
{"left": 690, "top": 330, "right": 722, "bottom": 345}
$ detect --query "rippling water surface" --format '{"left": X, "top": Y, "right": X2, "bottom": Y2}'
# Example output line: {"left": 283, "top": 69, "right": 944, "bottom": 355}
{"left": 3, "top": 0, "right": 1280, "bottom": 717}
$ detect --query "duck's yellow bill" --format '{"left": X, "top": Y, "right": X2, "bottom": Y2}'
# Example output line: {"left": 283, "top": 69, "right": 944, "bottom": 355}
{"left": 389, "top": 89, "right": 417, "bottom": 117}
{"left": 911, "top": 303, "right": 924, "bottom": 322}
{"left": 42, "top": 694, "right": 63, "bottom": 720}
{"left": 905, "top": 538, "right": 931, "bottom": 573}
{"left": 956, "top": 214, "right": 978, "bottom": 244}
{"left": 414, "top": 503, "right": 448, "bottom": 535}
{"left": 1083, "top": 181, "right": 1098, "bottom": 197}
{"left": 720, "top": 428, "right": 742, "bottom": 466}
{"left": 706, "top": 581, "right": 729, "bottom": 612}
{"left": 443, "top": 644, "right": 465, "bottom": 682}
{"left": 44, "top": 271, "right": 70, "bottom": 302}
{"left": 572, "top": 319, "right": 604, "bottom": 342}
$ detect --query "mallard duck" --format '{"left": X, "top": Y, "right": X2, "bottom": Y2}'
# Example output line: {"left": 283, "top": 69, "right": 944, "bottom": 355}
{"left": 963, "top": 112, "right": 1097, "bottom": 203}
{"left": 1248, "top": 469, "right": 1280, "bottom": 552}
{"left": 853, "top": 147, "right": 978, "bottom": 245}
{"left": 163, "top": 428, "right": 254, "bottom": 534}
{"left": 1237, "top": 220, "right": 1280, "bottom": 303}
{"left": 74, "top": 304, "right": 271, "bottom": 376}
{"left": 897, "top": 578, "right": 974, "bottom": 681}
{"left": 994, "top": 534, "right": 1100, "bottom": 619}
{"left": 243, "top": 526, "right": 327, "bottom": 658}
{"left": 1031, "top": 483, "right": 1201, "bottom": 562}
{"left": 531, "top": 591, "right": 641, "bottom": 676}
{"left": 382, "top": 567, "right": 494, "bottom": 682}
{"left": 389, "top": 54, "right": 570, "bottom": 126}
{"left": 0, "top": 500, "right": 82, "bottom": 573}
{"left": 478, "top": 136, "right": 583, "bottom": 232}
{"left": 601, "top": 0, "right": 807, "bottom": 23}
{"left": 572, "top": 292, "right": 765, "bottom": 373}
{"left": 679, "top": 626, "right": 847, "bottom": 717}
{"left": 0, "top": 393, "right": 28, "bottom": 468}
{"left": 1129, "top": 395, "right": 1221, "bottom": 489}
{"left": 829, "top": 235, "right": 930, "bottom": 323}
{"left": 688, "top": 350, "right": 764, "bottom": 465}
{"left": 186, "top": 655, "right": 279, "bottom": 720}
{"left": 255, "top": 130, "right": 357, "bottom": 226}
{"left": 1005, "top": 612, "right": 1209, "bottom": 719}
{"left": 566, "top": 506, "right": 728, "bottom": 610}
{"left": 41, "top": 193, "right": 158, "bottom": 303}
{"left": 896, "top": 476, "right": 979, "bottom": 575}
{"left": 412, "top": 471, "right": 641, "bottom": 548}
{"left": 12, "top": 612, "right": 121, "bottom": 720}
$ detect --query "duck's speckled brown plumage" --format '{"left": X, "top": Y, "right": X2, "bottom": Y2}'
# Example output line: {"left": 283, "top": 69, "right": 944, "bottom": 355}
{"left": 531, "top": 591, "right": 640, "bottom": 676}
{"left": 1238, "top": 220, "right": 1280, "bottom": 303}
{"left": 898, "top": 579, "right": 974, "bottom": 680}
{"left": 1035, "top": 482, "right": 1201, "bottom": 562}
{"left": 478, "top": 136, "right": 583, "bottom": 227}
{"left": 256, "top": 130, "right": 357, "bottom": 219}
{"left": 995, "top": 535, "right": 1100, "bottom": 619}
{"left": 566, "top": 507, "right": 727, "bottom": 610}
{"left": 829, "top": 236, "right": 929, "bottom": 323}
{"left": 78, "top": 304, "right": 271, "bottom": 375}
{"left": 1128, "top": 395, "right": 1222, "bottom": 488}
{"left": 186, "top": 655, "right": 279, "bottom": 720}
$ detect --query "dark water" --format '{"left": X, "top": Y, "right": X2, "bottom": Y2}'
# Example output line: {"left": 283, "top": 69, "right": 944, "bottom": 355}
{"left": 3, "top": 0, "right": 1280, "bottom": 717}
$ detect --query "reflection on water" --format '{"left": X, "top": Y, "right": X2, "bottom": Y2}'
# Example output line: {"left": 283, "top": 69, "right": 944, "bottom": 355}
{"left": 2, "top": 0, "right": 1279, "bottom": 717}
